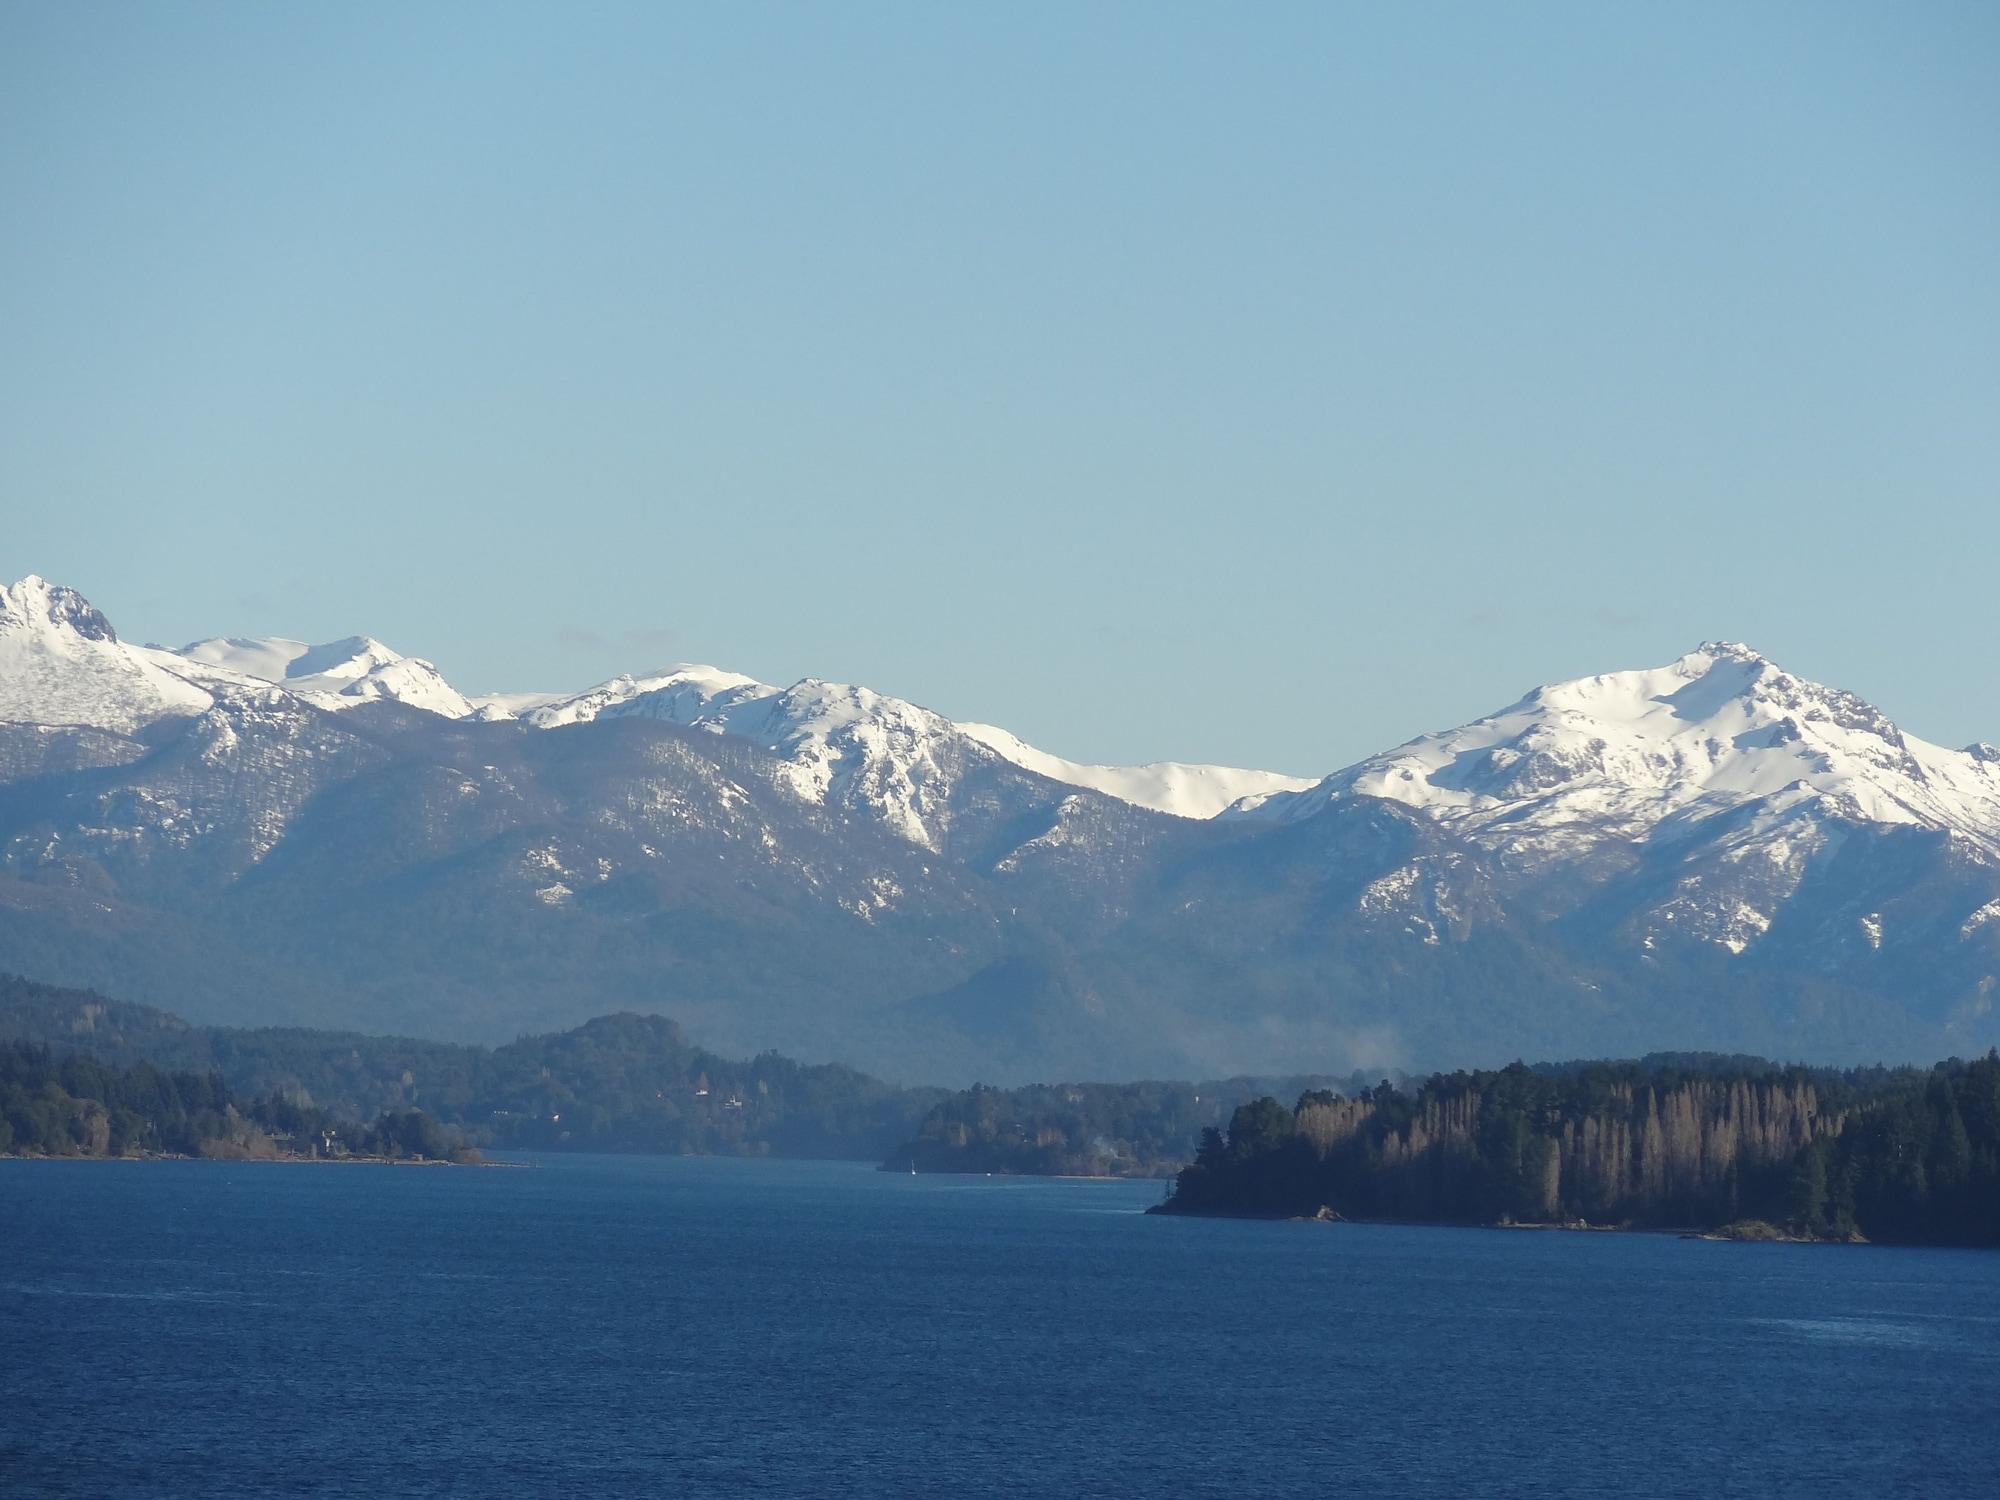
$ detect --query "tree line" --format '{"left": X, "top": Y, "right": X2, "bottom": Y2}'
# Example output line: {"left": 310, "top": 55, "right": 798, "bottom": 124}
{"left": 884, "top": 1072, "right": 1371, "bottom": 1177}
{"left": 1155, "top": 1053, "right": 2000, "bottom": 1246}
{"left": 0, "top": 1041, "right": 479, "bottom": 1162}
{"left": 469, "top": 1011, "right": 943, "bottom": 1157}
{"left": 14, "top": 972, "right": 2000, "bottom": 1234}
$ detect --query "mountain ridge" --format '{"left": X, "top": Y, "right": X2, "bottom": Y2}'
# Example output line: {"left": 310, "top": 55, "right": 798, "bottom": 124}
{"left": 2, "top": 575, "right": 1303, "bottom": 825}
{"left": 1, "top": 572, "right": 1994, "bottom": 1083}
{"left": 20, "top": 573, "right": 1996, "bottom": 861}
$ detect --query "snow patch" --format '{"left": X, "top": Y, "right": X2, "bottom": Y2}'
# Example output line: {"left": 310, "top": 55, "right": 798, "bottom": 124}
{"left": 958, "top": 721, "right": 1312, "bottom": 821}
{"left": 1359, "top": 864, "right": 1421, "bottom": 915}
{"left": 1962, "top": 900, "right": 2000, "bottom": 940}
{"left": 173, "top": 634, "right": 475, "bottom": 718}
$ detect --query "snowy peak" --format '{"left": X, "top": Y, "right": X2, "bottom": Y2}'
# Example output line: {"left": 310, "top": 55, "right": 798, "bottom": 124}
{"left": 0, "top": 573, "right": 1309, "bottom": 829}
{"left": 525, "top": 668, "right": 972, "bottom": 848}
{"left": 1685, "top": 639, "right": 1765, "bottom": 666}
{"left": 750, "top": 679, "right": 966, "bottom": 847}
{"left": 0, "top": 574, "right": 119, "bottom": 644}
{"left": 179, "top": 633, "right": 405, "bottom": 687}
{"left": 523, "top": 665, "right": 773, "bottom": 730}
{"left": 528, "top": 664, "right": 1309, "bottom": 833}
{"left": 289, "top": 635, "right": 401, "bottom": 683}
{"left": 177, "top": 635, "right": 321, "bottom": 683}
{"left": 1240, "top": 641, "right": 2000, "bottom": 863}
{"left": 316, "top": 652, "right": 474, "bottom": 718}
{"left": 172, "top": 633, "right": 475, "bottom": 719}
{"left": 0, "top": 575, "right": 212, "bottom": 733}
{"left": 958, "top": 721, "right": 1315, "bottom": 820}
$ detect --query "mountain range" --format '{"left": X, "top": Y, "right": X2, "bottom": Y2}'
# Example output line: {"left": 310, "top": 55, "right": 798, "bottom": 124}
{"left": 2, "top": 571, "right": 1996, "bottom": 1084}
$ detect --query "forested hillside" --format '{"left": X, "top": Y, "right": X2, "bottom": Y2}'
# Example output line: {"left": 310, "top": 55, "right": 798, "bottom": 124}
{"left": 1156, "top": 1054, "right": 2000, "bottom": 1245}
{"left": 0, "top": 975, "right": 939, "bottom": 1160}
{"left": 0, "top": 1041, "right": 479, "bottom": 1161}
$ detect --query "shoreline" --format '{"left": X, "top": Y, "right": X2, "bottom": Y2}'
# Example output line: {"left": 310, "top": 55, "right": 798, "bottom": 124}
{"left": 1146, "top": 1203, "right": 1867, "bottom": 1243}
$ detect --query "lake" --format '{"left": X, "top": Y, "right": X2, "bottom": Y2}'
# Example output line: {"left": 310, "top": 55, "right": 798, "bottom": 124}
{"left": 3, "top": 1154, "right": 1995, "bottom": 1496}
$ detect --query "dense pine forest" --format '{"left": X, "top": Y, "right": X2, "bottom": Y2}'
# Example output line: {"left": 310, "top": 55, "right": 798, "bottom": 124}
{"left": 1155, "top": 1054, "right": 2000, "bottom": 1246}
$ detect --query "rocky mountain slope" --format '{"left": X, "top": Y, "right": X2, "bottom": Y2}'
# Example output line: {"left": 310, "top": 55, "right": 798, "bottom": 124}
{"left": 1, "top": 574, "right": 1995, "bottom": 1083}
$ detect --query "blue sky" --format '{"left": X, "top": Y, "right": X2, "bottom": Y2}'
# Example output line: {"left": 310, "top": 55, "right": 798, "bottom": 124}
{"left": 3, "top": 2, "right": 1994, "bottom": 773}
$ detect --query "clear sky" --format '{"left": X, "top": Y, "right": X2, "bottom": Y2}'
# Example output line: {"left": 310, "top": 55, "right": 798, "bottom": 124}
{"left": 3, "top": 2, "right": 1994, "bottom": 774}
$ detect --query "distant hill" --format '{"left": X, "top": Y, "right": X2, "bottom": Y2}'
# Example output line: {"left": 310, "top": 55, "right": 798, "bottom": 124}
{"left": 0, "top": 974, "right": 1361, "bottom": 1172}
{"left": 0, "top": 973, "right": 938, "bottom": 1159}
{"left": 0, "top": 972, "right": 487, "bottom": 1120}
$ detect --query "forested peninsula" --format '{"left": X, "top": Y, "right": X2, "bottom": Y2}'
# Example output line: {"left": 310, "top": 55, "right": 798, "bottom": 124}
{"left": 1152, "top": 1055, "right": 2000, "bottom": 1247}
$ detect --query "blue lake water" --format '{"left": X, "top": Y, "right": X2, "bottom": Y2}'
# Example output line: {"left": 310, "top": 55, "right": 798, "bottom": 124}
{"left": 3, "top": 1154, "right": 1996, "bottom": 1496}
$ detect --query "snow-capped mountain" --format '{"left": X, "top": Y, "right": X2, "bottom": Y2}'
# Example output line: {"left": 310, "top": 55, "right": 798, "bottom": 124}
{"left": 532, "top": 669, "right": 990, "bottom": 850}
{"left": 519, "top": 664, "right": 1312, "bottom": 835}
{"left": 0, "top": 573, "right": 1306, "bottom": 830}
{"left": 1232, "top": 640, "right": 2000, "bottom": 852}
{"left": 0, "top": 571, "right": 1300, "bottom": 828}
{"left": 2, "top": 573, "right": 1997, "bottom": 1082}
{"left": 0, "top": 575, "right": 213, "bottom": 732}
{"left": 517, "top": 666, "right": 772, "bottom": 730}
{"left": 1235, "top": 641, "right": 2000, "bottom": 860}
{"left": 1232, "top": 640, "right": 2000, "bottom": 963}
{"left": 169, "top": 635, "right": 478, "bottom": 719}
{"left": 0, "top": 577, "right": 484, "bottom": 731}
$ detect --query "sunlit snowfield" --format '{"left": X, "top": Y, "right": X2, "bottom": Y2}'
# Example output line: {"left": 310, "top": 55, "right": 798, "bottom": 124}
{"left": 4, "top": 1156, "right": 1995, "bottom": 1496}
